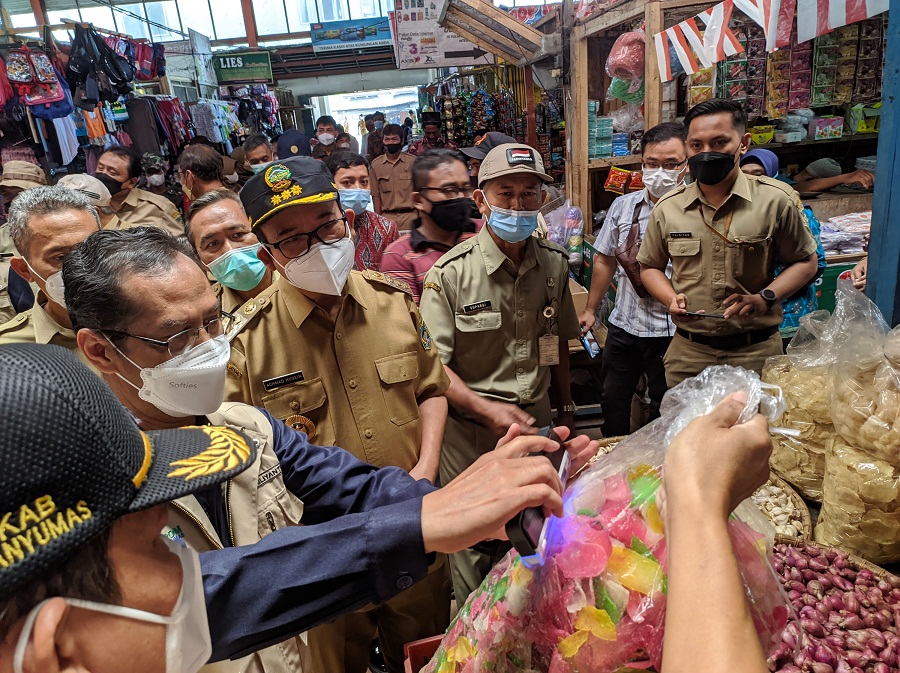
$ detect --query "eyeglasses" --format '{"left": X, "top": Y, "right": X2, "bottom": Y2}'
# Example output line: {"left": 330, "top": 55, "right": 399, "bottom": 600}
{"left": 262, "top": 216, "right": 348, "bottom": 260}
{"left": 643, "top": 160, "right": 687, "bottom": 171}
{"left": 104, "top": 312, "right": 235, "bottom": 357}
{"left": 420, "top": 185, "right": 474, "bottom": 198}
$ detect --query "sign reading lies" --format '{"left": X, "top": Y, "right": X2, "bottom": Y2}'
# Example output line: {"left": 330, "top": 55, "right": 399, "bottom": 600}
{"left": 213, "top": 51, "right": 273, "bottom": 84}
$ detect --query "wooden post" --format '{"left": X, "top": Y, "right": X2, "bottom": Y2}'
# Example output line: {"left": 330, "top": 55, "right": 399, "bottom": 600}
{"left": 644, "top": 0, "right": 663, "bottom": 129}
{"left": 568, "top": 24, "right": 590, "bottom": 218}
{"left": 867, "top": 0, "right": 900, "bottom": 325}
{"left": 28, "top": 0, "right": 46, "bottom": 27}
{"left": 524, "top": 64, "right": 538, "bottom": 148}
{"left": 240, "top": 0, "right": 259, "bottom": 48}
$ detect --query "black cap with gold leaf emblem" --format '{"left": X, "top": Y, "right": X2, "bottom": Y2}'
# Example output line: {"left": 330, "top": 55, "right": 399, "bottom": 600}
{"left": 240, "top": 156, "right": 339, "bottom": 230}
{"left": 0, "top": 344, "right": 257, "bottom": 596}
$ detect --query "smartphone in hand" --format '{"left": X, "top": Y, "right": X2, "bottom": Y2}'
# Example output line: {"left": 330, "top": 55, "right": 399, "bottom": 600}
{"left": 505, "top": 425, "right": 571, "bottom": 567}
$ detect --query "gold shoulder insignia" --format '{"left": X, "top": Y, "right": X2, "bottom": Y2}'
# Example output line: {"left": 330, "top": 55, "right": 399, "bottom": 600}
{"left": 227, "top": 363, "right": 243, "bottom": 378}
{"left": 167, "top": 426, "right": 252, "bottom": 480}
{"left": 424, "top": 281, "right": 441, "bottom": 294}
{"left": 363, "top": 269, "right": 412, "bottom": 294}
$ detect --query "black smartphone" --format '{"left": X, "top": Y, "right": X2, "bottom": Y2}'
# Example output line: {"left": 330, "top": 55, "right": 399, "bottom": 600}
{"left": 580, "top": 331, "right": 600, "bottom": 358}
{"left": 505, "top": 425, "right": 571, "bottom": 567}
{"left": 683, "top": 311, "right": 728, "bottom": 319}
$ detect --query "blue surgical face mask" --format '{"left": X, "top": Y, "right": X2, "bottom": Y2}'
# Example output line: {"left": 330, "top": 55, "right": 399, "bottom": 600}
{"left": 374, "top": 120, "right": 384, "bottom": 131}
{"left": 486, "top": 202, "right": 541, "bottom": 243}
{"left": 339, "top": 188, "right": 372, "bottom": 216}
{"left": 207, "top": 243, "right": 267, "bottom": 292}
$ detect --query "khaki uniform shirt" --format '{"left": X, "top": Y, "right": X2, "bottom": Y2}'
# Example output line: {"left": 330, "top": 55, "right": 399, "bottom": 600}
{"left": 420, "top": 226, "right": 580, "bottom": 406}
{"left": 102, "top": 213, "right": 139, "bottom": 231}
{"left": 371, "top": 153, "right": 415, "bottom": 223}
{"left": 115, "top": 187, "right": 184, "bottom": 238}
{"left": 637, "top": 172, "right": 817, "bottom": 336}
{"left": 0, "top": 294, "right": 94, "bottom": 369}
{"left": 0, "top": 259, "right": 16, "bottom": 325}
{"left": 224, "top": 270, "right": 449, "bottom": 471}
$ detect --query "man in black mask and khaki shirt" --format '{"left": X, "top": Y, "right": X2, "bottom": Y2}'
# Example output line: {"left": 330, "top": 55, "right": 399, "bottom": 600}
{"left": 638, "top": 99, "right": 818, "bottom": 387}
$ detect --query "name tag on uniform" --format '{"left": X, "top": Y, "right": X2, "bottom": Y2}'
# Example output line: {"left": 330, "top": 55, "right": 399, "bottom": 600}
{"left": 463, "top": 300, "right": 492, "bottom": 313}
{"left": 669, "top": 232, "right": 693, "bottom": 239}
{"left": 263, "top": 370, "right": 305, "bottom": 391}
{"left": 258, "top": 464, "right": 282, "bottom": 487}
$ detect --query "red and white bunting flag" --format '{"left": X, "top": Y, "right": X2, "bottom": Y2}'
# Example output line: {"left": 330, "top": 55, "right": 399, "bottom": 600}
{"left": 796, "top": 0, "right": 888, "bottom": 43}
{"left": 654, "top": 31, "right": 675, "bottom": 81}
{"left": 681, "top": 17, "right": 714, "bottom": 68}
{"left": 698, "top": 1, "right": 744, "bottom": 61}
{"left": 666, "top": 25, "right": 701, "bottom": 75}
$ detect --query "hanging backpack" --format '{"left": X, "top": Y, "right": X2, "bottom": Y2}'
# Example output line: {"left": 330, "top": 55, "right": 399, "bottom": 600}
{"left": 6, "top": 47, "right": 65, "bottom": 106}
{"left": 0, "top": 58, "right": 14, "bottom": 112}
{"left": 30, "top": 65, "right": 74, "bottom": 120}
{"left": 134, "top": 42, "right": 154, "bottom": 80}
{"left": 152, "top": 43, "right": 166, "bottom": 77}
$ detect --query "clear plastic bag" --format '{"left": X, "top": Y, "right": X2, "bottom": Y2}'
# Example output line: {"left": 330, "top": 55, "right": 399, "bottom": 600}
{"left": 423, "top": 367, "right": 790, "bottom": 673}
{"left": 546, "top": 203, "right": 584, "bottom": 272}
{"left": 607, "top": 102, "right": 644, "bottom": 133}
{"left": 815, "top": 436, "right": 900, "bottom": 563}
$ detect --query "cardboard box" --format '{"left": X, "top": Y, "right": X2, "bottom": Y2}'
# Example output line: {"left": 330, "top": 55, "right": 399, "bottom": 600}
{"left": 568, "top": 277, "right": 590, "bottom": 352}
{"left": 774, "top": 131, "right": 804, "bottom": 143}
{"left": 808, "top": 116, "right": 845, "bottom": 140}
{"left": 846, "top": 102, "right": 881, "bottom": 134}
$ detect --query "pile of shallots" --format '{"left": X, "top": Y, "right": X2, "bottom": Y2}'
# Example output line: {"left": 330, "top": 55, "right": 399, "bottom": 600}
{"left": 768, "top": 541, "right": 900, "bottom": 673}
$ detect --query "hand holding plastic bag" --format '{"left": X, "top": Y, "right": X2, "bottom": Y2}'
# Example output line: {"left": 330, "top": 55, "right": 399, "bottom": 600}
{"left": 424, "top": 366, "right": 790, "bottom": 673}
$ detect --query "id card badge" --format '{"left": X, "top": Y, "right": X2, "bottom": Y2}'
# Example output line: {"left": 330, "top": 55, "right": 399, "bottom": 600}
{"left": 538, "top": 334, "right": 559, "bottom": 366}
{"left": 539, "top": 304, "right": 559, "bottom": 366}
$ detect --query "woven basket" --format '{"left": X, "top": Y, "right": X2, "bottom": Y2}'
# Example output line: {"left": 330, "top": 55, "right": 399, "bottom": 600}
{"left": 755, "top": 473, "right": 813, "bottom": 539}
{"left": 774, "top": 535, "right": 899, "bottom": 583}
{"left": 568, "top": 435, "right": 625, "bottom": 483}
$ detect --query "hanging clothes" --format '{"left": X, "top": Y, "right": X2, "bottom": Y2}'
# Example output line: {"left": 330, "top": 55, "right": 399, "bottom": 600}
{"left": 124, "top": 96, "right": 164, "bottom": 156}
{"left": 53, "top": 116, "right": 80, "bottom": 165}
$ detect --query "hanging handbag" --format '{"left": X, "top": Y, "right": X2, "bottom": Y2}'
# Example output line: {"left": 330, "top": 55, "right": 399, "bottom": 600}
{"left": 614, "top": 201, "right": 651, "bottom": 299}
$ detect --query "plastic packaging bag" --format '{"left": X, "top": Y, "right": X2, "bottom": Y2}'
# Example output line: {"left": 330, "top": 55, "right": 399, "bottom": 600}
{"left": 606, "top": 77, "right": 645, "bottom": 104}
{"left": 546, "top": 203, "right": 584, "bottom": 272}
{"left": 815, "top": 436, "right": 900, "bottom": 563}
{"left": 605, "top": 31, "right": 645, "bottom": 80}
{"left": 423, "top": 366, "right": 790, "bottom": 673}
{"left": 608, "top": 103, "right": 644, "bottom": 134}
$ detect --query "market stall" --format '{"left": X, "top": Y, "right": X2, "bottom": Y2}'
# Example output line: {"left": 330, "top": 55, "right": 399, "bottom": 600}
{"left": 566, "top": 0, "right": 886, "bottom": 311}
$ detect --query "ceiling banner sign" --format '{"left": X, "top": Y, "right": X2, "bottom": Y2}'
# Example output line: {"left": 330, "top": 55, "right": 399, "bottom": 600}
{"left": 213, "top": 51, "right": 273, "bottom": 84}
{"left": 309, "top": 18, "right": 394, "bottom": 53}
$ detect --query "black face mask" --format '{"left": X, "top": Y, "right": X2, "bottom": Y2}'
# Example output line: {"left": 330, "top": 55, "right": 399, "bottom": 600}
{"left": 94, "top": 172, "right": 126, "bottom": 196}
{"left": 384, "top": 143, "right": 403, "bottom": 154}
{"left": 688, "top": 151, "right": 737, "bottom": 186}
{"left": 426, "top": 196, "right": 475, "bottom": 232}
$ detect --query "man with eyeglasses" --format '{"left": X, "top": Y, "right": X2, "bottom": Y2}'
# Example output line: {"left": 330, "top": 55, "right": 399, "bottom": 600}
{"left": 419, "top": 144, "right": 580, "bottom": 603}
{"left": 578, "top": 122, "right": 685, "bottom": 437}
{"left": 223, "top": 157, "right": 452, "bottom": 673}
{"left": 59, "top": 225, "right": 596, "bottom": 673}
{"left": 0, "top": 186, "right": 100, "bottom": 365}
{"left": 380, "top": 149, "right": 480, "bottom": 304}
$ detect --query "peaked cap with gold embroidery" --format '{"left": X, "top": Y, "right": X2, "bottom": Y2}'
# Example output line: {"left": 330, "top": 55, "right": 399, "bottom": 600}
{"left": 0, "top": 344, "right": 256, "bottom": 596}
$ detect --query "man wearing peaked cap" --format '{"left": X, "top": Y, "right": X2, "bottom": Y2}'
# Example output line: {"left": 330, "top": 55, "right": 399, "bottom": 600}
{"left": 419, "top": 143, "right": 580, "bottom": 602}
{"left": 0, "top": 343, "right": 256, "bottom": 673}
{"left": 236, "top": 154, "right": 455, "bottom": 673}
{"left": 61, "top": 222, "right": 597, "bottom": 673}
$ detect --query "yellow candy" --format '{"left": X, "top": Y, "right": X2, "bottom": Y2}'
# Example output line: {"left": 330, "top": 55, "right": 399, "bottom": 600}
{"left": 606, "top": 546, "right": 663, "bottom": 595}
{"left": 628, "top": 463, "right": 658, "bottom": 481}
{"left": 643, "top": 500, "right": 664, "bottom": 534}
{"left": 447, "top": 636, "right": 476, "bottom": 663}
{"left": 574, "top": 606, "right": 617, "bottom": 641}
{"left": 511, "top": 559, "right": 534, "bottom": 586}
{"left": 558, "top": 629, "right": 590, "bottom": 658}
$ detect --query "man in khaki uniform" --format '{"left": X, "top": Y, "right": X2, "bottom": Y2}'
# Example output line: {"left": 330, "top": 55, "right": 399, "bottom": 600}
{"left": 638, "top": 99, "right": 818, "bottom": 387}
{"left": 420, "top": 143, "right": 580, "bottom": 602}
{"left": 95, "top": 146, "right": 184, "bottom": 237}
{"left": 184, "top": 189, "right": 274, "bottom": 314}
{"left": 370, "top": 123, "right": 417, "bottom": 230}
{"left": 0, "top": 186, "right": 99, "bottom": 366}
{"left": 226, "top": 157, "right": 452, "bottom": 673}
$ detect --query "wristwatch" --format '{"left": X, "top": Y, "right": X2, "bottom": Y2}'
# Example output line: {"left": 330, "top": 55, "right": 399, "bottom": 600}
{"left": 559, "top": 403, "right": 577, "bottom": 414}
{"left": 758, "top": 288, "right": 778, "bottom": 310}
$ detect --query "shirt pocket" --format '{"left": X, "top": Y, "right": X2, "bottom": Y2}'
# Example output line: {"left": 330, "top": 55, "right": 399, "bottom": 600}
{"left": 454, "top": 310, "right": 503, "bottom": 332}
{"left": 257, "top": 485, "right": 305, "bottom": 536}
{"left": 374, "top": 351, "right": 420, "bottom": 426}
{"left": 730, "top": 236, "right": 773, "bottom": 289}
{"left": 376, "top": 175, "right": 393, "bottom": 194}
{"left": 259, "top": 377, "right": 334, "bottom": 443}
{"left": 666, "top": 239, "right": 702, "bottom": 280}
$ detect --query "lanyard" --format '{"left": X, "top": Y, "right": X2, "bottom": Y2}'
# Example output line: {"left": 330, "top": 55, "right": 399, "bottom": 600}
{"left": 698, "top": 205, "right": 735, "bottom": 245}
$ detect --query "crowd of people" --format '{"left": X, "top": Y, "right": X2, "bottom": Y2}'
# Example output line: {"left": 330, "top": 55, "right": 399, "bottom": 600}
{"left": 0, "top": 99, "right": 793, "bottom": 673}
